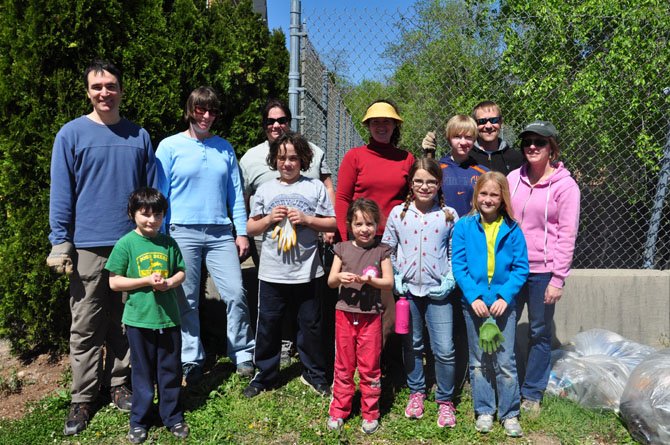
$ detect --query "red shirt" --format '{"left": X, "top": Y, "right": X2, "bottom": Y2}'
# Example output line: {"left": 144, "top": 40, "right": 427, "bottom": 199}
{"left": 335, "top": 140, "right": 415, "bottom": 240}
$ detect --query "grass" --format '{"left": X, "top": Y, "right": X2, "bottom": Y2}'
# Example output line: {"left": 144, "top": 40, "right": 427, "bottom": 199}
{"left": 0, "top": 357, "right": 637, "bottom": 445}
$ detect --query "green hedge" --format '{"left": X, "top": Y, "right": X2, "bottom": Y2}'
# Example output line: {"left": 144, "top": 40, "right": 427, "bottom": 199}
{"left": 0, "top": 0, "right": 288, "bottom": 355}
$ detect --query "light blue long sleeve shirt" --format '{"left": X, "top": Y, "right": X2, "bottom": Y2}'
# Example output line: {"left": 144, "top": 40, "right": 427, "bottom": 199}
{"left": 156, "top": 132, "right": 247, "bottom": 235}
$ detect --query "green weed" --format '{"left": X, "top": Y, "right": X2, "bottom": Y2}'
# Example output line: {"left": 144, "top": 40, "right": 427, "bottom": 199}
{"left": 0, "top": 369, "right": 24, "bottom": 395}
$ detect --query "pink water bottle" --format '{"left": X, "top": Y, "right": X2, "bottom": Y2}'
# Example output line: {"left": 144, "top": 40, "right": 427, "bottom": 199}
{"left": 395, "top": 296, "right": 410, "bottom": 334}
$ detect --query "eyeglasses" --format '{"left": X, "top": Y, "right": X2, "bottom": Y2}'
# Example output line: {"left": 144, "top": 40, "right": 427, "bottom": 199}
{"left": 194, "top": 106, "right": 219, "bottom": 116}
{"left": 475, "top": 116, "right": 501, "bottom": 126}
{"left": 521, "top": 138, "right": 549, "bottom": 148}
{"left": 412, "top": 179, "right": 439, "bottom": 188}
{"left": 265, "top": 116, "right": 289, "bottom": 126}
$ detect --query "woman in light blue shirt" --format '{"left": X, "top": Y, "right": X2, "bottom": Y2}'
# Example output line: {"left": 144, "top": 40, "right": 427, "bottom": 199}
{"left": 156, "top": 86, "right": 254, "bottom": 383}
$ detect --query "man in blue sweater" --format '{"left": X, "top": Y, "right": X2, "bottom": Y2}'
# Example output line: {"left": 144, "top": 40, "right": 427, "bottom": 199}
{"left": 47, "top": 60, "right": 157, "bottom": 436}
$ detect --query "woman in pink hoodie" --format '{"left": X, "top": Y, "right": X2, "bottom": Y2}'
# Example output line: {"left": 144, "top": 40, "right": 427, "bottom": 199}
{"left": 507, "top": 121, "right": 580, "bottom": 417}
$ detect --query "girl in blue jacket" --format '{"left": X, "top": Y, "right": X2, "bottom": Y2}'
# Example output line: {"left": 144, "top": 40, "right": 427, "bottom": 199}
{"left": 451, "top": 171, "right": 529, "bottom": 437}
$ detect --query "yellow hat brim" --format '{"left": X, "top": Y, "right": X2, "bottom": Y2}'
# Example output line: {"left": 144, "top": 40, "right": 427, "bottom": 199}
{"left": 362, "top": 102, "right": 403, "bottom": 123}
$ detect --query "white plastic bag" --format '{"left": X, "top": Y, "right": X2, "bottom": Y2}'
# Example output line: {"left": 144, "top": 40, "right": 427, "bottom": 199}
{"left": 547, "top": 329, "right": 657, "bottom": 412}
{"left": 619, "top": 349, "right": 670, "bottom": 445}
{"left": 547, "top": 354, "right": 630, "bottom": 411}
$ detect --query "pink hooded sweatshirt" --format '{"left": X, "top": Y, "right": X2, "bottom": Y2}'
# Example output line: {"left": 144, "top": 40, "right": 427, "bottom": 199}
{"left": 508, "top": 162, "right": 580, "bottom": 288}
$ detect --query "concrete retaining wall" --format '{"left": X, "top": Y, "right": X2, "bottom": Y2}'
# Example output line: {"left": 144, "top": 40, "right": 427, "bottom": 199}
{"left": 518, "top": 269, "right": 670, "bottom": 347}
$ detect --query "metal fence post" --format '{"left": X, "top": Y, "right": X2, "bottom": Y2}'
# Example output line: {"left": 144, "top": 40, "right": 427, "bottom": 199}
{"left": 288, "top": 0, "right": 301, "bottom": 132}
{"left": 642, "top": 87, "right": 670, "bottom": 268}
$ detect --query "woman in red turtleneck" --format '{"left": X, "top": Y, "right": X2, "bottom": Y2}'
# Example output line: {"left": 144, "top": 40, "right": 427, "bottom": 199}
{"left": 335, "top": 100, "right": 415, "bottom": 240}
{"left": 335, "top": 100, "right": 415, "bottom": 388}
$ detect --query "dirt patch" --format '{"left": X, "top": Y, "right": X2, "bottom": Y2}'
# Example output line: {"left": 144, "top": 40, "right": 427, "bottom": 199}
{"left": 523, "top": 433, "right": 562, "bottom": 444}
{"left": 0, "top": 340, "right": 68, "bottom": 420}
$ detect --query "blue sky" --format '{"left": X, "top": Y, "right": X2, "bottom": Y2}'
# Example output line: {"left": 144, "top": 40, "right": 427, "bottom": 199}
{"left": 267, "top": 1, "right": 416, "bottom": 35}
{"left": 267, "top": 0, "right": 417, "bottom": 83}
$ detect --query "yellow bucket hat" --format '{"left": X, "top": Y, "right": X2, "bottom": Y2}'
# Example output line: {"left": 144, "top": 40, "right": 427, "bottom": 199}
{"left": 361, "top": 102, "right": 403, "bottom": 123}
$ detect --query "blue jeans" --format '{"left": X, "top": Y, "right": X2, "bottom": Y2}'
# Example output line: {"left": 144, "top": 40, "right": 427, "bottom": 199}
{"left": 463, "top": 303, "right": 520, "bottom": 421}
{"left": 402, "top": 296, "right": 455, "bottom": 402}
{"left": 516, "top": 272, "right": 554, "bottom": 402}
{"left": 169, "top": 224, "right": 254, "bottom": 366}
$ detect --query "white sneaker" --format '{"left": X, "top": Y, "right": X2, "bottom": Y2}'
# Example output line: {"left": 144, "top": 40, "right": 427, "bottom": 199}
{"left": 475, "top": 414, "right": 494, "bottom": 433}
{"left": 326, "top": 416, "right": 343, "bottom": 431}
{"left": 503, "top": 416, "right": 523, "bottom": 437}
{"left": 361, "top": 419, "right": 379, "bottom": 434}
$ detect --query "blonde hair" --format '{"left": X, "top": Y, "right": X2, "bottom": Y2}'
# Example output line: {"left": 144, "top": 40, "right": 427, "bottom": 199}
{"left": 470, "top": 171, "right": 515, "bottom": 220}
{"left": 400, "top": 158, "right": 455, "bottom": 223}
{"left": 445, "top": 114, "right": 478, "bottom": 140}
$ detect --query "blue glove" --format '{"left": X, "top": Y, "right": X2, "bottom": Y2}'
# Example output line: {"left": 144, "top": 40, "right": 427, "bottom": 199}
{"left": 394, "top": 272, "right": 408, "bottom": 295}
{"left": 427, "top": 271, "right": 456, "bottom": 300}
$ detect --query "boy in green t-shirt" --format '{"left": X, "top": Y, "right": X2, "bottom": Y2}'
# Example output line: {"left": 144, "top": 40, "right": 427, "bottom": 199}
{"left": 105, "top": 187, "right": 188, "bottom": 443}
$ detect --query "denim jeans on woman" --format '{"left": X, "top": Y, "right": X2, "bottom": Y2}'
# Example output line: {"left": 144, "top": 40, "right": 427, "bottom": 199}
{"left": 402, "top": 296, "right": 456, "bottom": 402}
{"left": 462, "top": 303, "right": 520, "bottom": 421}
{"left": 169, "top": 224, "right": 254, "bottom": 367}
{"left": 516, "top": 272, "right": 554, "bottom": 402}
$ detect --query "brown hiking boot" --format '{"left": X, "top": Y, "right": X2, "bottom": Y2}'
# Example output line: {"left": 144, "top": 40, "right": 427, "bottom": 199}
{"left": 63, "top": 402, "right": 93, "bottom": 435}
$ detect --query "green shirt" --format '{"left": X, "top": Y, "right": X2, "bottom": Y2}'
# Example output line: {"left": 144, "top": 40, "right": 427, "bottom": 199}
{"left": 105, "top": 231, "right": 185, "bottom": 329}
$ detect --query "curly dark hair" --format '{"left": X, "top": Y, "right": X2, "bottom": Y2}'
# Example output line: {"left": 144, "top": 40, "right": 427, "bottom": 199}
{"left": 267, "top": 131, "right": 313, "bottom": 172}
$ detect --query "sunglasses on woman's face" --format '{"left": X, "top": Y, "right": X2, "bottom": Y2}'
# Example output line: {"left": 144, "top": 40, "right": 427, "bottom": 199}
{"left": 521, "top": 138, "right": 549, "bottom": 148}
{"left": 265, "top": 116, "right": 289, "bottom": 126}
{"left": 194, "top": 106, "right": 219, "bottom": 117}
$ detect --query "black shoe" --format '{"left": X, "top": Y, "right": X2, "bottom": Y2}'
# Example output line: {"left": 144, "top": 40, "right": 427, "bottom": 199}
{"left": 169, "top": 422, "right": 190, "bottom": 439}
{"left": 243, "top": 384, "right": 264, "bottom": 398}
{"left": 110, "top": 385, "right": 132, "bottom": 412}
{"left": 63, "top": 402, "right": 93, "bottom": 436}
{"left": 127, "top": 426, "right": 148, "bottom": 443}
{"left": 300, "top": 375, "right": 331, "bottom": 397}
{"left": 182, "top": 363, "right": 203, "bottom": 386}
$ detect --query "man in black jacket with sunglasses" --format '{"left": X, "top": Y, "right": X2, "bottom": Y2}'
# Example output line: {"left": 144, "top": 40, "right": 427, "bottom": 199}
{"left": 421, "top": 100, "right": 523, "bottom": 175}
{"left": 469, "top": 100, "right": 524, "bottom": 175}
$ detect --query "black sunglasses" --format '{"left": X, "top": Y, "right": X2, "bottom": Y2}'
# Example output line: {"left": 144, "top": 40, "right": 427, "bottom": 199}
{"left": 475, "top": 116, "right": 501, "bottom": 125}
{"left": 194, "top": 106, "right": 219, "bottom": 116}
{"left": 265, "top": 116, "right": 289, "bottom": 126}
{"left": 521, "top": 138, "right": 549, "bottom": 148}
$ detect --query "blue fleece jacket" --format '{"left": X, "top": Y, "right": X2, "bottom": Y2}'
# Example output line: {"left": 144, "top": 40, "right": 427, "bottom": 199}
{"left": 438, "top": 155, "right": 489, "bottom": 217}
{"left": 49, "top": 116, "right": 156, "bottom": 247}
{"left": 451, "top": 213, "right": 529, "bottom": 307}
{"left": 155, "top": 133, "right": 247, "bottom": 235}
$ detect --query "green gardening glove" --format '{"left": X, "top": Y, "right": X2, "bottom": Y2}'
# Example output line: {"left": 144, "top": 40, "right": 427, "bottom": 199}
{"left": 479, "top": 316, "right": 505, "bottom": 354}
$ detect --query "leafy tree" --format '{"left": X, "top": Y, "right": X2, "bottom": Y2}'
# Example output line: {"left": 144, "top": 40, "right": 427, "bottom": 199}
{"left": 0, "top": 0, "right": 288, "bottom": 354}
{"left": 498, "top": 0, "right": 670, "bottom": 267}
{"left": 344, "top": 0, "right": 508, "bottom": 155}
{"left": 339, "top": 0, "right": 669, "bottom": 267}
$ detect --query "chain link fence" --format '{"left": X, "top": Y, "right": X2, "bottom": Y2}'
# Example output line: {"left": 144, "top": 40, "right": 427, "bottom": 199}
{"left": 299, "top": 37, "right": 364, "bottom": 187}
{"left": 290, "top": 2, "right": 670, "bottom": 270}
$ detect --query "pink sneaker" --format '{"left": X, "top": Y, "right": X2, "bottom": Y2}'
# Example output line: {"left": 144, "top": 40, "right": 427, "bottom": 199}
{"left": 404, "top": 393, "right": 426, "bottom": 419}
{"left": 436, "top": 401, "right": 456, "bottom": 428}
